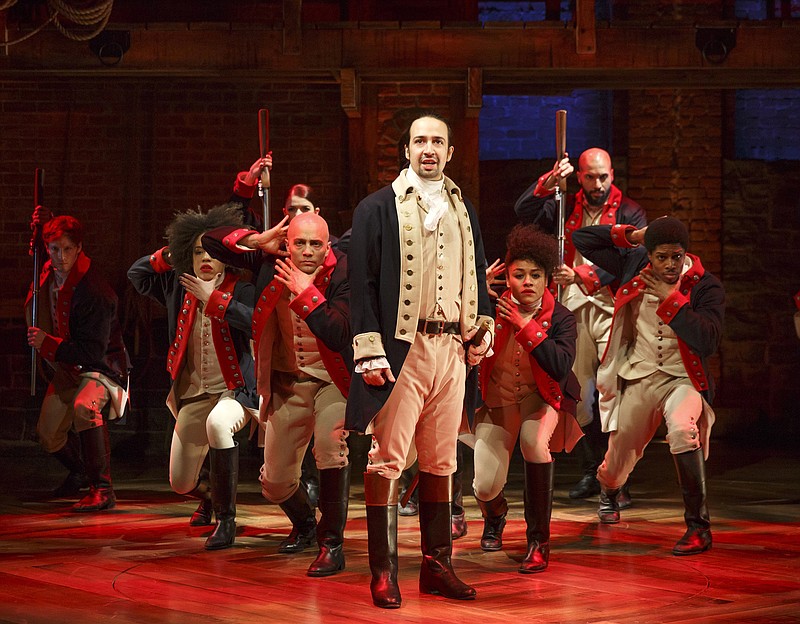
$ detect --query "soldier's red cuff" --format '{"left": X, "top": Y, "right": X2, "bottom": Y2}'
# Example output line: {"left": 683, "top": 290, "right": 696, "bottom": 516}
{"left": 40, "top": 334, "right": 62, "bottom": 361}
{"left": 611, "top": 224, "right": 637, "bottom": 248}
{"left": 574, "top": 264, "right": 602, "bottom": 295}
{"left": 206, "top": 289, "right": 233, "bottom": 320}
{"left": 657, "top": 290, "right": 689, "bottom": 323}
{"left": 532, "top": 173, "right": 555, "bottom": 198}
{"left": 795, "top": 290, "right": 800, "bottom": 311}
{"left": 222, "top": 228, "right": 259, "bottom": 253}
{"left": 516, "top": 318, "right": 547, "bottom": 351}
{"left": 233, "top": 171, "right": 257, "bottom": 198}
{"left": 289, "top": 285, "right": 326, "bottom": 319}
{"left": 149, "top": 247, "right": 172, "bottom": 273}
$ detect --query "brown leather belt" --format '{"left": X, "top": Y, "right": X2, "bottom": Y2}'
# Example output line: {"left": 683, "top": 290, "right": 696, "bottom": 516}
{"left": 417, "top": 319, "right": 460, "bottom": 335}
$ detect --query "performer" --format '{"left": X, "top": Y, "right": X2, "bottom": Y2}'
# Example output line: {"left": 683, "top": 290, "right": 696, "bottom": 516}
{"left": 515, "top": 149, "right": 647, "bottom": 503}
{"left": 202, "top": 212, "right": 352, "bottom": 577}
{"left": 230, "top": 157, "right": 350, "bottom": 253}
{"left": 573, "top": 217, "right": 724, "bottom": 556}
{"left": 794, "top": 290, "right": 800, "bottom": 339}
{"left": 228, "top": 156, "right": 328, "bottom": 506}
{"left": 26, "top": 212, "right": 130, "bottom": 512}
{"left": 347, "top": 111, "right": 494, "bottom": 608}
{"left": 127, "top": 204, "right": 258, "bottom": 550}
{"left": 472, "top": 223, "right": 581, "bottom": 573}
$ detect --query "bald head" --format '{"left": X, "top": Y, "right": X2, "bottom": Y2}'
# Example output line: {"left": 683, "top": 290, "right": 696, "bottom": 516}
{"left": 577, "top": 148, "right": 614, "bottom": 208}
{"left": 288, "top": 211, "right": 329, "bottom": 242}
{"left": 287, "top": 212, "right": 331, "bottom": 274}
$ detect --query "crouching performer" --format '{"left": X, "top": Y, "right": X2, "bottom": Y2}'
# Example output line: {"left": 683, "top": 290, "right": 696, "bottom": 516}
{"left": 202, "top": 212, "right": 352, "bottom": 577}
{"left": 128, "top": 205, "right": 258, "bottom": 549}
{"left": 472, "top": 224, "right": 582, "bottom": 573}
{"left": 27, "top": 213, "right": 130, "bottom": 512}
{"left": 572, "top": 217, "right": 724, "bottom": 556}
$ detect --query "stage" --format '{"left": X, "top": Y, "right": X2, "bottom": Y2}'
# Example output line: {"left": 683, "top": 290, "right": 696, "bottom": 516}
{"left": 1, "top": 439, "right": 798, "bottom": 623}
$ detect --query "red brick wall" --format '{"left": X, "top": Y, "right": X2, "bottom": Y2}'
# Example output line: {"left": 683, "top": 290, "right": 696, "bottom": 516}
{"left": 0, "top": 77, "right": 347, "bottom": 444}
{"left": 627, "top": 89, "right": 723, "bottom": 274}
{"left": 1, "top": 77, "right": 348, "bottom": 317}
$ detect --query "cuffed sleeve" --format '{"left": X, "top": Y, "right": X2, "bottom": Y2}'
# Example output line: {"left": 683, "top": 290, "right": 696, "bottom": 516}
{"left": 289, "top": 284, "right": 326, "bottom": 319}
{"left": 353, "top": 331, "right": 385, "bottom": 361}
{"left": 149, "top": 247, "right": 172, "bottom": 273}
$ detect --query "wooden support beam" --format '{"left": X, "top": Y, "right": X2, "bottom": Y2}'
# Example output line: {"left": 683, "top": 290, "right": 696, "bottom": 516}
{"left": 283, "top": 0, "right": 302, "bottom": 55}
{"left": 340, "top": 67, "right": 360, "bottom": 118}
{"left": 576, "top": 0, "right": 597, "bottom": 55}
{"left": 466, "top": 67, "right": 482, "bottom": 118}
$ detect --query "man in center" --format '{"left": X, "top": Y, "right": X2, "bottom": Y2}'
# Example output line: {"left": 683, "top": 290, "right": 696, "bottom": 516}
{"left": 346, "top": 111, "right": 494, "bottom": 608}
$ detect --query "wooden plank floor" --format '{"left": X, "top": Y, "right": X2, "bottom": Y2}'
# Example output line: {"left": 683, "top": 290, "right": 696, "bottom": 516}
{"left": 1, "top": 439, "right": 798, "bottom": 624}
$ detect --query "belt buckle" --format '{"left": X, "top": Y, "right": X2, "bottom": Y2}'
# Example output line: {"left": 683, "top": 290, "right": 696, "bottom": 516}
{"left": 424, "top": 319, "right": 444, "bottom": 335}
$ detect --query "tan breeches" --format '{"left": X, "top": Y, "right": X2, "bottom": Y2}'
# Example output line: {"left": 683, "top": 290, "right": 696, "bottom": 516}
{"left": 260, "top": 373, "right": 349, "bottom": 504}
{"left": 37, "top": 368, "right": 110, "bottom": 453}
{"left": 472, "top": 393, "right": 558, "bottom": 501}
{"left": 597, "top": 372, "right": 704, "bottom": 490}
{"left": 169, "top": 392, "right": 251, "bottom": 494}
{"left": 367, "top": 334, "right": 466, "bottom": 480}
{"left": 572, "top": 304, "right": 612, "bottom": 427}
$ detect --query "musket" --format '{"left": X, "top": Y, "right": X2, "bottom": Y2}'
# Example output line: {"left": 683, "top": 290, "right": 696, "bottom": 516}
{"left": 554, "top": 110, "right": 567, "bottom": 299}
{"left": 258, "top": 108, "right": 270, "bottom": 230}
{"left": 30, "top": 168, "right": 45, "bottom": 396}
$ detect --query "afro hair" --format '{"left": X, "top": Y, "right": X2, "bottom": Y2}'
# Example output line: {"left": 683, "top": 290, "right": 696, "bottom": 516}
{"left": 166, "top": 203, "right": 243, "bottom": 276}
{"left": 504, "top": 223, "right": 559, "bottom": 280}
{"left": 644, "top": 216, "right": 689, "bottom": 253}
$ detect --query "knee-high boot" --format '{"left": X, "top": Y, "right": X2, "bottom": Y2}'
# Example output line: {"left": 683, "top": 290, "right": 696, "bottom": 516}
{"left": 73, "top": 424, "right": 115, "bottom": 512}
{"left": 307, "top": 465, "right": 351, "bottom": 577}
{"left": 476, "top": 491, "right": 508, "bottom": 551}
{"left": 189, "top": 456, "right": 213, "bottom": 527}
{"left": 277, "top": 482, "right": 317, "bottom": 554}
{"left": 418, "top": 472, "right": 476, "bottom": 600}
{"left": 205, "top": 444, "right": 239, "bottom": 550}
{"left": 672, "top": 448, "right": 712, "bottom": 556}
{"left": 451, "top": 444, "right": 467, "bottom": 539}
{"left": 520, "top": 461, "right": 554, "bottom": 574}
{"left": 364, "top": 472, "right": 401, "bottom": 609}
{"left": 51, "top": 430, "right": 88, "bottom": 498}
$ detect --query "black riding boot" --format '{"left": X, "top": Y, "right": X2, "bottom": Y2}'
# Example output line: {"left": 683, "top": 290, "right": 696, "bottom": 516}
{"left": 598, "top": 486, "right": 621, "bottom": 524}
{"left": 307, "top": 465, "right": 351, "bottom": 577}
{"left": 418, "top": 472, "right": 476, "bottom": 600}
{"left": 73, "top": 424, "right": 115, "bottom": 512}
{"left": 520, "top": 461, "right": 554, "bottom": 574}
{"left": 300, "top": 443, "right": 320, "bottom": 509}
{"left": 569, "top": 434, "right": 602, "bottom": 499}
{"left": 364, "top": 472, "right": 401, "bottom": 608}
{"left": 476, "top": 491, "right": 508, "bottom": 552}
{"left": 451, "top": 450, "right": 467, "bottom": 539}
{"left": 189, "top": 456, "right": 212, "bottom": 526}
{"left": 672, "top": 448, "right": 712, "bottom": 556}
{"left": 205, "top": 444, "right": 238, "bottom": 550}
{"left": 277, "top": 483, "right": 317, "bottom": 554}
{"left": 51, "top": 430, "right": 88, "bottom": 498}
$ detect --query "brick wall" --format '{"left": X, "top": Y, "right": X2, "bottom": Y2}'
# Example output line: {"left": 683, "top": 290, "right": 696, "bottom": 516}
{"left": 722, "top": 160, "right": 800, "bottom": 437}
{"left": 627, "top": 89, "right": 723, "bottom": 273}
{"left": 0, "top": 77, "right": 347, "bottom": 450}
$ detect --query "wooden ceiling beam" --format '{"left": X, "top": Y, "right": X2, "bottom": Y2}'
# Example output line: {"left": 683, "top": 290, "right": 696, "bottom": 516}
{"left": 2, "top": 22, "right": 798, "bottom": 88}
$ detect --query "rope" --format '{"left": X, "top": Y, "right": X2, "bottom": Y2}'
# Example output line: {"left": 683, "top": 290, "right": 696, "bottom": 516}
{"left": 2, "top": 0, "right": 114, "bottom": 48}
{"left": 49, "top": 0, "right": 114, "bottom": 41}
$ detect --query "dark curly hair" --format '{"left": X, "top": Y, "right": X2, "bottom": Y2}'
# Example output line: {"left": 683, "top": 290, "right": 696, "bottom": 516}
{"left": 644, "top": 216, "right": 689, "bottom": 253}
{"left": 166, "top": 203, "right": 243, "bottom": 276}
{"left": 504, "top": 223, "right": 559, "bottom": 281}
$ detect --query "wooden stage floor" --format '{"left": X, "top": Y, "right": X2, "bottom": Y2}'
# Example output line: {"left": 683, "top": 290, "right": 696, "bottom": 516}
{"left": 1, "top": 439, "right": 798, "bottom": 624}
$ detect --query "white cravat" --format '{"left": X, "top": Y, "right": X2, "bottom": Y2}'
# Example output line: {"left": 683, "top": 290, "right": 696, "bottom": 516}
{"left": 405, "top": 167, "right": 449, "bottom": 232}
